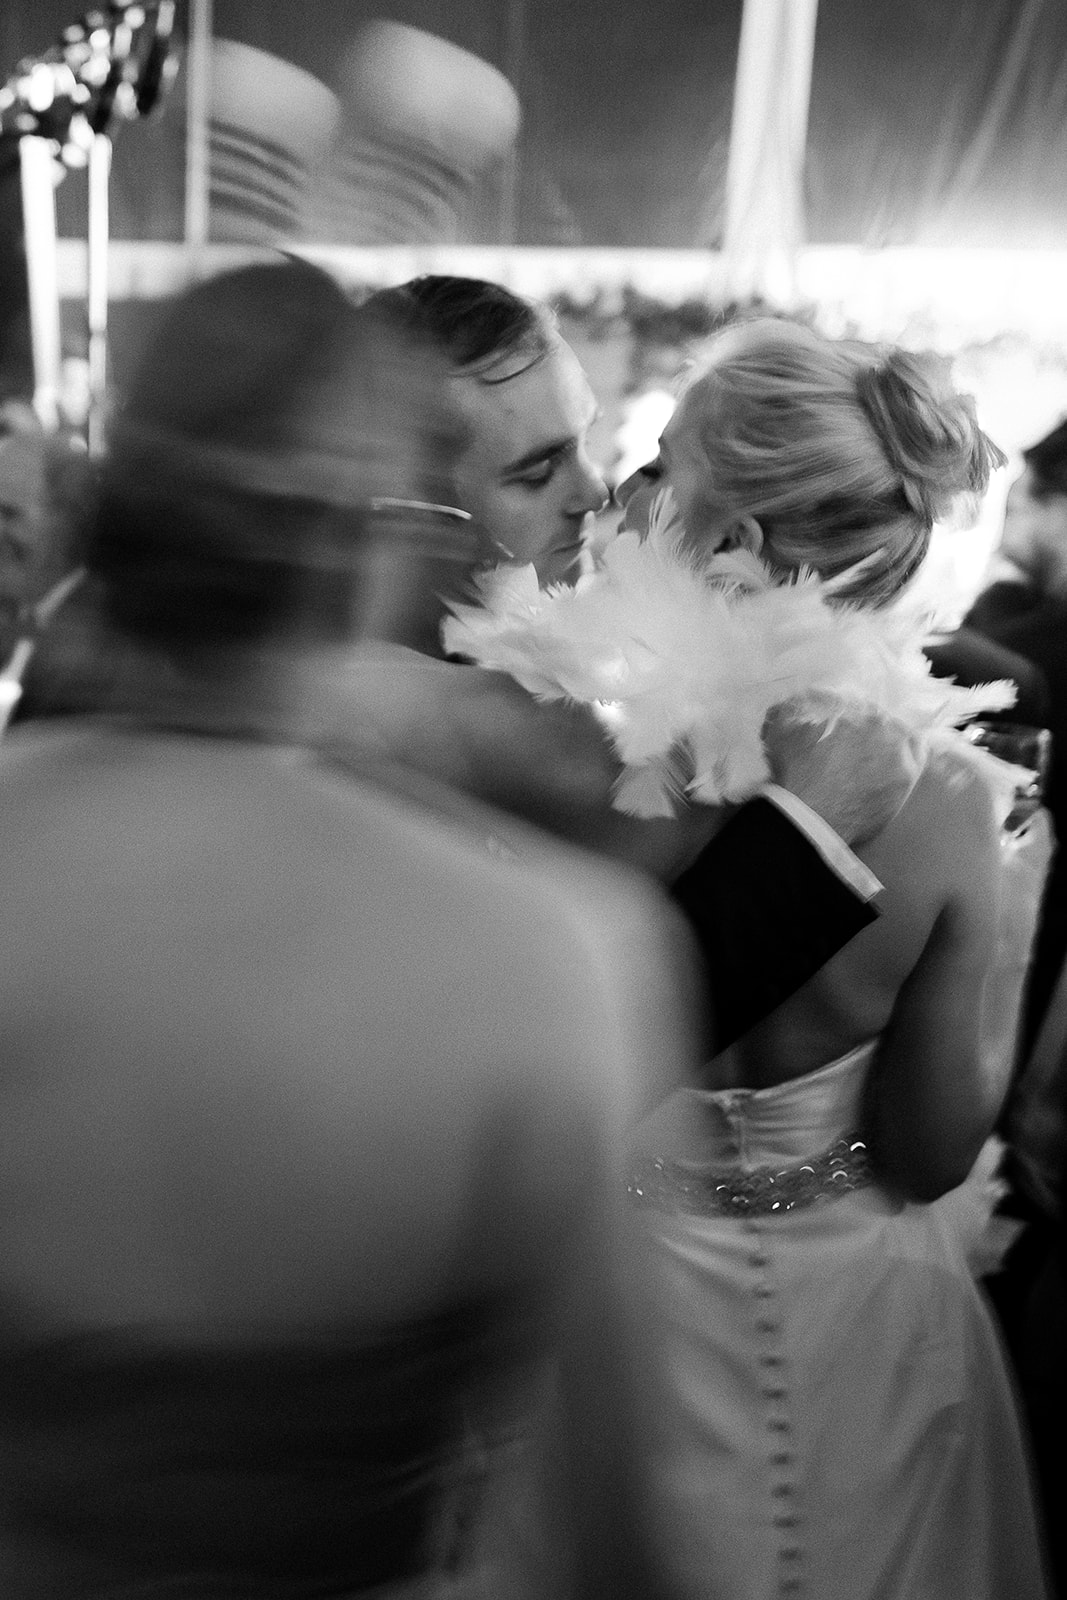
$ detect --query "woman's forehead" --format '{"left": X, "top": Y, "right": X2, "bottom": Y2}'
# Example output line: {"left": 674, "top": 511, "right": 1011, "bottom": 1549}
{"left": 662, "top": 389, "right": 704, "bottom": 453}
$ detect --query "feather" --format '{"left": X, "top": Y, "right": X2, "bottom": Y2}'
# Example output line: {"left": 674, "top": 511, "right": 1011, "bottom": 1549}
{"left": 443, "top": 526, "right": 1019, "bottom": 818}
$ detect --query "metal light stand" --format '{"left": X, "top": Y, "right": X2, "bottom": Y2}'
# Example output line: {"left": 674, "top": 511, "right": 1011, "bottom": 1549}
{"left": 17, "top": 132, "right": 63, "bottom": 429}
{"left": 0, "top": 3, "right": 177, "bottom": 726}
{"left": 0, "top": 1, "right": 178, "bottom": 455}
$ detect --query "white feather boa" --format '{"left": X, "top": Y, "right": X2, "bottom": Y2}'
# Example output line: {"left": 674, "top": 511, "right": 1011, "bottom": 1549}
{"left": 442, "top": 511, "right": 1019, "bottom": 820}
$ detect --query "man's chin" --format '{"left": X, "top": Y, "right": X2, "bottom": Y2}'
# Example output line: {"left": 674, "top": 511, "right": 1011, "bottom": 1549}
{"left": 536, "top": 544, "right": 586, "bottom": 587}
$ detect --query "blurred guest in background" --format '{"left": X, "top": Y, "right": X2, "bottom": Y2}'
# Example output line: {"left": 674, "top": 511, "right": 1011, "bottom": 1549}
{"left": 960, "top": 420, "right": 1067, "bottom": 1598}
{"left": 0, "top": 402, "right": 92, "bottom": 709}
{"left": 0, "top": 258, "right": 693, "bottom": 1599}
{"left": 999, "top": 953, "right": 1067, "bottom": 1600}
{"left": 924, "top": 624, "right": 1050, "bottom": 728}
{"left": 968, "top": 420, "right": 1067, "bottom": 633}
{"left": 965, "top": 419, "right": 1067, "bottom": 1050}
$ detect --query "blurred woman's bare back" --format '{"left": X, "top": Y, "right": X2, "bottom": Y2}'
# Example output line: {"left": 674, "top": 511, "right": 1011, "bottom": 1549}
{"left": 0, "top": 719, "right": 688, "bottom": 1599}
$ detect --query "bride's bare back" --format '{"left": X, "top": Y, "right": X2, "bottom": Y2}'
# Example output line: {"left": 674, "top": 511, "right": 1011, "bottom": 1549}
{"left": 707, "top": 740, "right": 1014, "bottom": 1198}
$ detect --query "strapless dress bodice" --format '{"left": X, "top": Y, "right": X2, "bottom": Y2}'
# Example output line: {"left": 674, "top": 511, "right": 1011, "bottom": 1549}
{"left": 0, "top": 1294, "right": 528, "bottom": 1597}
{"left": 629, "top": 1041, "right": 877, "bottom": 1220}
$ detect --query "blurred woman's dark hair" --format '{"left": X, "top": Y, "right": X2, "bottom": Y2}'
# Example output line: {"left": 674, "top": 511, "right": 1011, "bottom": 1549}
{"left": 89, "top": 258, "right": 466, "bottom": 653}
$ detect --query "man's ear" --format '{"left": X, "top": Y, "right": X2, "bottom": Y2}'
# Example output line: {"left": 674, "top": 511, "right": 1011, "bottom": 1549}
{"left": 713, "top": 514, "right": 764, "bottom": 556}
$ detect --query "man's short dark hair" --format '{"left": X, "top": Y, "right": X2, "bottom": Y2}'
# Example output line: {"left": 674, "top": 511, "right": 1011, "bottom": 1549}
{"left": 1024, "top": 418, "right": 1067, "bottom": 499}
{"left": 364, "top": 276, "right": 556, "bottom": 381}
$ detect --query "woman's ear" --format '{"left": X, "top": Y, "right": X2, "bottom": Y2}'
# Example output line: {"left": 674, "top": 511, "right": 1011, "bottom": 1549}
{"left": 713, "top": 514, "right": 764, "bottom": 556}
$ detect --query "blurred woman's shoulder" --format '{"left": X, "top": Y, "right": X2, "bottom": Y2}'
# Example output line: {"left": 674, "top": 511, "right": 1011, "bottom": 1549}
{"left": 326, "top": 647, "right": 619, "bottom": 822}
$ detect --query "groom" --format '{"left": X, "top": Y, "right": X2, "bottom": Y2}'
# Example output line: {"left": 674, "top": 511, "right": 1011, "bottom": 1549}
{"left": 350, "top": 274, "right": 914, "bottom": 1044}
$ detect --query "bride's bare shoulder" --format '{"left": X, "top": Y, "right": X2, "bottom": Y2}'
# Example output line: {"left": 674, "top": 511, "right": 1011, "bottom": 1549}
{"left": 863, "top": 734, "right": 1002, "bottom": 889}
{"left": 916, "top": 737, "right": 1004, "bottom": 828}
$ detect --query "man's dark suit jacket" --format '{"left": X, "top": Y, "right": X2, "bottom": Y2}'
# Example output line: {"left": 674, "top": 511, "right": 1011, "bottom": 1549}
{"left": 672, "top": 798, "right": 875, "bottom": 1047}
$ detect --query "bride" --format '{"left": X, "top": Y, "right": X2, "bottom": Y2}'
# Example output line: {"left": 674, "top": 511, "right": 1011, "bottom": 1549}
{"left": 448, "top": 317, "right": 1052, "bottom": 1598}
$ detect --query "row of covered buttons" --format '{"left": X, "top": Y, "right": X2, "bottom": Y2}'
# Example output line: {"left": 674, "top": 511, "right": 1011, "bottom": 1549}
{"left": 749, "top": 1231, "right": 803, "bottom": 1594}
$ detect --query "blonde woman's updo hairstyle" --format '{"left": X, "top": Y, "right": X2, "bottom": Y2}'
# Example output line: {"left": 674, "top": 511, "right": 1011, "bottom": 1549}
{"left": 676, "top": 318, "right": 1006, "bottom": 608}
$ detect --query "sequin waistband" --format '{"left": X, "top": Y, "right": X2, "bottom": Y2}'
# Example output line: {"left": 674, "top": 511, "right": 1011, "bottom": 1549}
{"left": 627, "top": 1134, "right": 873, "bottom": 1218}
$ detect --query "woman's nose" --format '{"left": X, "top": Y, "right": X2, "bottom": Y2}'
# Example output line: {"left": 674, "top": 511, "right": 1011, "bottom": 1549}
{"left": 614, "top": 457, "right": 663, "bottom": 510}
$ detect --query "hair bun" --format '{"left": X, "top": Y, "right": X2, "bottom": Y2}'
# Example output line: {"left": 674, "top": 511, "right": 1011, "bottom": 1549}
{"left": 855, "top": 350, "right": 1006, "bottom": 525}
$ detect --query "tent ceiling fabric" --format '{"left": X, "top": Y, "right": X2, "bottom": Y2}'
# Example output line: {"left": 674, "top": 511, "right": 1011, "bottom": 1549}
{"left": 3, "top": 0, "right": 1067, "bottom": 248}
{"left": 807, "top": 0, "right": 1067, "bottom": 247}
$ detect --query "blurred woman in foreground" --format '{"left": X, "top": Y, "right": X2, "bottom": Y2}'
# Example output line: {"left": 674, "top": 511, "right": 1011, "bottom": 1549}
{"left": 0, "top": 260, "right": 691, "bottom": 1598}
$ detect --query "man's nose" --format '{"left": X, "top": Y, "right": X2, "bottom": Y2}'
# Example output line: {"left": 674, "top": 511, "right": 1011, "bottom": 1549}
{"left": 566, "top": 457, "right": 609, "bottom": 517}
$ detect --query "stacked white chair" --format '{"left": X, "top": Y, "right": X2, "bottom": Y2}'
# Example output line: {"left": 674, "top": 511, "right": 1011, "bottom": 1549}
{"left": 207, "top": 40, "right": 340, "bottom": 244}
{"left": 309, "top": 23, "right": 520, "bottom": 245}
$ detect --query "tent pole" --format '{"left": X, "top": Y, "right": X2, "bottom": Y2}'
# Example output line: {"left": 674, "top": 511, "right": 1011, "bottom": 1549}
{"left": 498, "top": 0, "right": 524, "bottom": 245}
{"left": 723, "top": 0, "right": 819, "bottom": 301}
{"left": 183, "top": 0, "right": 213, "bottom": 263}
{"left": 86, "top": 130, "right": 111, "bottom": 457}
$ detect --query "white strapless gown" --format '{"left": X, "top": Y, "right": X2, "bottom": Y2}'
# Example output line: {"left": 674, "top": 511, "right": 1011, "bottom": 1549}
{"left": 628, "top": 1041, "right": 1049, "bottom": 1600}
